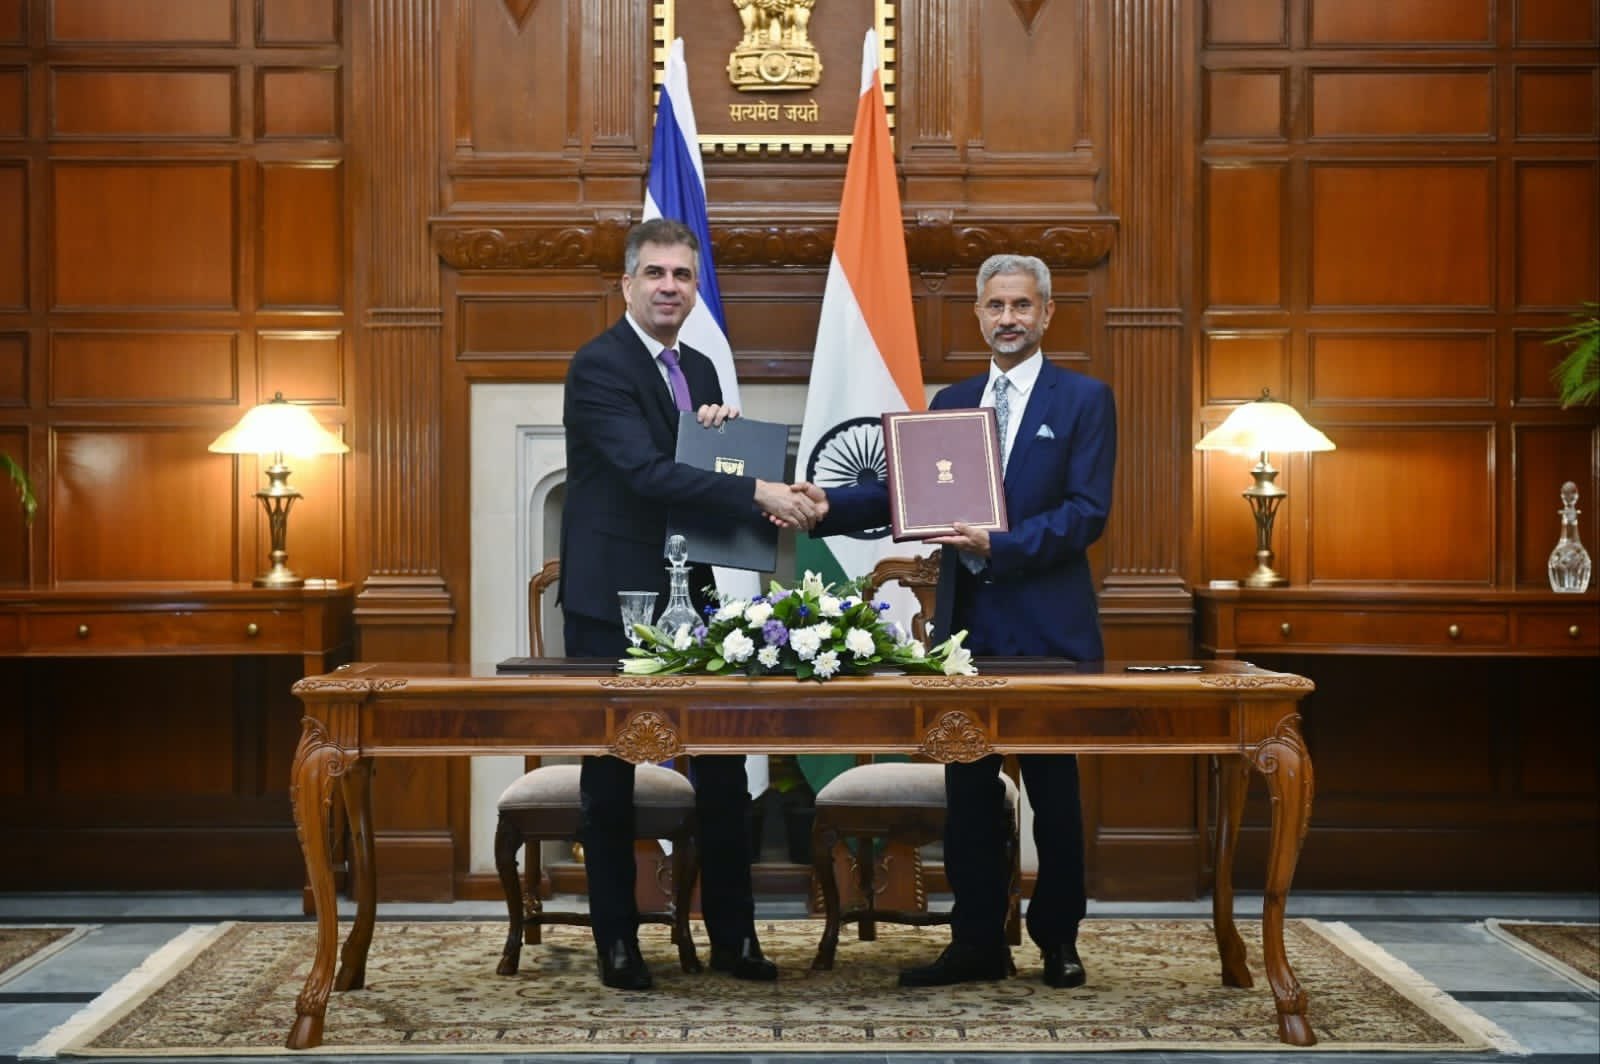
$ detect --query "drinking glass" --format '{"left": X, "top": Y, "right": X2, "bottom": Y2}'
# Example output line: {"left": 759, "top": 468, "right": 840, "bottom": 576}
{"left": 618, "top": 590, "right": 659, "bottom": 646}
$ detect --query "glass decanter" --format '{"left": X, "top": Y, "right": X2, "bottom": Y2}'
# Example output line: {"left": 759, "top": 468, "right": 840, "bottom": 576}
{"left": 657, "top": 534, "right": 701, "bottom": 633}
{"left": 1547, "top": 481, "right": 1592, "bottom": 594}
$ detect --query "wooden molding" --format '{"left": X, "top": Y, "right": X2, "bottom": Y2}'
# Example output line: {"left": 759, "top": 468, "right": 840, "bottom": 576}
{"left": 434, "top": 215, "right": 1117, "bottom": 273}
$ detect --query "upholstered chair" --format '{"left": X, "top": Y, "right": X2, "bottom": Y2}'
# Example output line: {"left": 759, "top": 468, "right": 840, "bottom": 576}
{"left": 808, "top": 554, "right": 1022, "bottom": 971}
{"left": 494, "top": 559, "right": 700, "bottom": 976}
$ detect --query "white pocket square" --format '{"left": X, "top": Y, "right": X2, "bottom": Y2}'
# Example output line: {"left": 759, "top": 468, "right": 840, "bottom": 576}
{"left": 1035, "top": 424, "right": 1056, "bottom": 439}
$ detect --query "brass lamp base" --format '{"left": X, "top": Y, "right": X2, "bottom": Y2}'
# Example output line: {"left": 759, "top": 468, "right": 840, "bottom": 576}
{"left": 1243, "top": 454, "right": 1290, "bottom": 588}
{"left": 253, "top": 462, "right": 304, "bottom": 589}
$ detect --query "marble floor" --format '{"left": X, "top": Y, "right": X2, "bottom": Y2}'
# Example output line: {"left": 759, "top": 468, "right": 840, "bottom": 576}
{"left": 0, "top": 891, "right": 1594, "bottom": 1064}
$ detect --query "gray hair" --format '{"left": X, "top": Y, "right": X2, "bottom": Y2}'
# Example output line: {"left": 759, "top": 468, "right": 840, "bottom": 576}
{"left": 976, "top": 254, "right": 1052, "bottom": 303}
{"left": 624, "top": 218, "right": 700, "bottom": 277}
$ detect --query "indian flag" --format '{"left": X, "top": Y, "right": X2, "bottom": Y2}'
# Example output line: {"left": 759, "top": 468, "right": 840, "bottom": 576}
{"left": 795, "top": 29, "right": 925, "bottom": 596}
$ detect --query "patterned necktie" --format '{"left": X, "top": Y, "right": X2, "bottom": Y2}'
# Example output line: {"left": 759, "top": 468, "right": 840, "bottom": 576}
{"left": 962, "top": 374, "right": 1014, "bottom": 575}
{"left": 993, "top": 375, "right": 1012, "bottom": 472}
{"left": 658, "top": 347, "right": 693, "bottom": 413}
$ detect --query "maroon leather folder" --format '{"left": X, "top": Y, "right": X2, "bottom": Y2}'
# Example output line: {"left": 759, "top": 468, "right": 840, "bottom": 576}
{"left": 881, "top": 408, "right": 1009, "bottom": 541}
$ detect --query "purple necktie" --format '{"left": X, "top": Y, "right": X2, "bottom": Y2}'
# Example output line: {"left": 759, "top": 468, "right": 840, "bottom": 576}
{"left": 658, "top": 348, "right": 693, "bottom": 413}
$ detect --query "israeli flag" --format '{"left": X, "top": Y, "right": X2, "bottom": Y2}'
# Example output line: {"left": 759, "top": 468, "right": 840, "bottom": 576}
{"left": 643, "top": 40, "right": 768, "bottom": 799}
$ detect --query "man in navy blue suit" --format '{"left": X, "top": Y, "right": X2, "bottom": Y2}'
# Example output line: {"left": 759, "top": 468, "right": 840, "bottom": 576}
{"left": 805, "top": 253, "right": 1117, "bottom": 990}
{"left": 560, "top": 218, "right": 817, "bottom": 990}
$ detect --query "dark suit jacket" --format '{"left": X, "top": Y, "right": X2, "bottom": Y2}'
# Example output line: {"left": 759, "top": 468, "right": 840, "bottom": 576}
{"left": 818, "top": 358, "right": 1116, "bottom": 660}
{"left": 559, "top": 318, "right": 758, "bottom": 624}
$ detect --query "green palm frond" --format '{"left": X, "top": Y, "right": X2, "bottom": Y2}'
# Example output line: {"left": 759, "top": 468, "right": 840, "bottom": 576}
{"left": 1548, "top": 302, "right": 1600, "bottom": 409}
{"left": 2, "top": 452, "right": 36, "bottom": 525}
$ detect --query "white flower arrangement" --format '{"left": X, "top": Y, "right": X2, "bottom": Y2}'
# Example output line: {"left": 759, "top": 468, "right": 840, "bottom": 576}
{"left": 621, "top": 571, "right": 976, "bottom": 681}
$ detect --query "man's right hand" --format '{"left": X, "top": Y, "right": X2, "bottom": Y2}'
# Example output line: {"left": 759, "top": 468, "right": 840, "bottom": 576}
{"left": 755, "top": 479, "right": 820, "bottom": 529}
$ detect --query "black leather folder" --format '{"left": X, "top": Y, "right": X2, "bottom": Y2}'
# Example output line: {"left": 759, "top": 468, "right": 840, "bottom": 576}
{"left": 668, "top": 412, "right": 788, "bottom": 573}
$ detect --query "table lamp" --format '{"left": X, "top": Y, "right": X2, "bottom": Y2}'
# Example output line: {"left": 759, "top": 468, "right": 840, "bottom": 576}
{"left": 1195, "top": 389, "right": 1335, "bottom": 588}
{"left": 209, "top": 392, "right": 349, "bottom": 588}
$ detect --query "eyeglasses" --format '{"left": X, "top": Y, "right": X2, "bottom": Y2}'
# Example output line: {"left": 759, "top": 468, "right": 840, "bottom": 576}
{"left": 978, "top": 300, "right": 1040, "bottom": 319}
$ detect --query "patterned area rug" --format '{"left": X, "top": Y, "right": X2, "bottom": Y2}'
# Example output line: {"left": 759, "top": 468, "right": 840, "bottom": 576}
{"left": 0, "top": 926, "right": 89, "bottom": 988}
{"left": 1485, "top": 919, "right": 1600, "bottom": 992}
{"left": 31, "top": 919, "right": 1519, "bottom": 1056}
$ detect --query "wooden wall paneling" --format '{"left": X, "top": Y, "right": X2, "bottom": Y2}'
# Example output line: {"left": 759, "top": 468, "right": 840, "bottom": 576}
{"left": 1204, "top": 330, "right": 1289, "bottom": 403}
{"left": 258, "top": 162, "right": 343, "bottom": 308}
{"left": 1309, "top": 68, "right": 1493, "bottom": 140}
{"left": 257, "top": 67, "right": 341, "bottom": 140}
{"left": 50, "top": 68, "right": 237, "bottom": 139}
{"left": 1516, "top": 0, "right": 1599, "bottom": 46}
{"left": 50, "top": 426, "right": 236, "bottom": 582}
{"left": 0, "top": 330, "right": 22, "bottom": 404}
{"left": 452, "top": 0, "right": 574, "bottom": 159}
{"left": 1513, "top": 424, "right": 1600, "bottom": 589}
{"left": 1307, "top": 424, "right": 1495, "bottom": 584}
{"left": 258, "top": 0, "right": 341, "bottom": 46}
{"left": 1514, "top": 161, "right": 1599, "bottom": 308}
{"left": 0, "top": 65, "right": 24, "bottom": 135}
{"left": 0, "top": 423, "right": 24, "bottom": 584}
{"left": 0, "top": 159, "right": 24, "bottom": 306}
{"left": 1205, "top": 0, "right": 1287, "bottom": 47}
{"left": 1512, "top": 328, "right": 1567, "bottom": 405}
{"left": 49, "top": 0, "right": 237, "bottom": 45}
{"left": 1204, "top": 163, "right": 1284, "bottom": 307}
{"left": 1514, "top": 67, "right": 1599, "bottom": 140}
{"left": 257, "top": 330, "right": 341, "bottom": 403}
{"left": 1309, "top": 163, "right": 1493, "bottom": 308}
{"left": 1205, "top": 68, "right": 1286, "bottom": 140}
{"left": 0, "top": 1, "right": 21, "bottom": 44}
{"left": 1307, "top": 0, "right": 1493, "bottom": 47}
{"left": 354, "top": 0, "right": 457, "bottom": 900}
{"left": 52, "top": 162, "right": 238, "bottom": 309}
{"left": 49, "top": 331, "right": 237, "bottom": 405}
{"left": 1308, "top": 332, "right": 1493, "bottom": 404}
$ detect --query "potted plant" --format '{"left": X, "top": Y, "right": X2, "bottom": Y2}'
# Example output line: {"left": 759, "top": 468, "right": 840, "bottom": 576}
{"left": 2, "top": 452, "right": 35, "bottom": 525}
{"left": 1549, "top": 302, "right": 1599, "bottom": 408}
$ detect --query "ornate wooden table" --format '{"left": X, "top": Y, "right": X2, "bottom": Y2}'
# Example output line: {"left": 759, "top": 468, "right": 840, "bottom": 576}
{"left": 287, "top": 659, "right": 1316, "bottom": 1049}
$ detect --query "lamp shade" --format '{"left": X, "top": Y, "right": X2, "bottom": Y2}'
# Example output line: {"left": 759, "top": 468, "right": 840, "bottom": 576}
{"left": 1194, "top": 391, "right": 1335, "bottom": 456}
{"left": 209, "top": 393, "right": 349, "bottom": 458}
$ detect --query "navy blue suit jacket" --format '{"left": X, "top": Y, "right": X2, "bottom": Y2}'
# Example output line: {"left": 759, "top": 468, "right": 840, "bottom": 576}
{"left": 559, "top": 318, "right": 757, "bottom": 624}
{"left": 818, "top": 358, "right": 1116, "bottom": 660}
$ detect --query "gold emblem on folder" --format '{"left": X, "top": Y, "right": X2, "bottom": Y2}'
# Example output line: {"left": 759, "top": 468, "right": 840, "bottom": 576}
{"left": 936, "top": 459, "right": 954, "bottom": 484}
{"left": 714, "top": 456, "right": 746, "bottom": 475}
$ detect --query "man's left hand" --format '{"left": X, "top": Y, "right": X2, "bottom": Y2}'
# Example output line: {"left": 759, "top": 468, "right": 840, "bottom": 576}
{"left": 696, "top": 403, "right": 739, "bottom": 427}
{"left": 925, "top": 521, "right": 990, "bottom": 556}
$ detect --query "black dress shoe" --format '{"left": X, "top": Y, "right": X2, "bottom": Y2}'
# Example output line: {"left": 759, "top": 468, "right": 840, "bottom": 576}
{"left": 1041, "top": 942, "right": 1086, "bottom": 988}
{"left": 597, "top": 939, "right": 652, "bottom": 991}
{"left": 898, "top": 941, "right": 1010, "bottom": 987}
{"left": 709, "top": 937, "right": 778, "bottom": 981}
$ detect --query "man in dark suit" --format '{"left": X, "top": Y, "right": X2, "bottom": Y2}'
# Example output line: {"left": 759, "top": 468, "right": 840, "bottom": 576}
{"left": 560, "top": 218, "right": 817, "bottom": 990}
{"left": 805, "top": 253, "right": 1117, "bottom": 990}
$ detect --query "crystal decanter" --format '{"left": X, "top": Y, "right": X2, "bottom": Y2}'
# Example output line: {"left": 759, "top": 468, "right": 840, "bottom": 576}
{"left": 657, "top": 534, "right": 701, "bottom": 633}
{"left": 1547, "top": 481, "right": 1592, "bottom": 594}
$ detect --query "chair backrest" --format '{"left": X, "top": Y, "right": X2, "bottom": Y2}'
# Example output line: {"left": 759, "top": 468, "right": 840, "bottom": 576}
{"left": 862, "top": 553, "right": 940, "bottom": 643}
{"left": 527, "top": 559, "right": 561, "bottom": 656}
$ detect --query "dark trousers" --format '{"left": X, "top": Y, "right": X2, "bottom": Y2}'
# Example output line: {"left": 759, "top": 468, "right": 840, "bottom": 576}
{"left": 565, "top": 611, "right": 757, "bottom": 950}
{"left": 945, "top": 753, "right": 1086, "bottom": 951}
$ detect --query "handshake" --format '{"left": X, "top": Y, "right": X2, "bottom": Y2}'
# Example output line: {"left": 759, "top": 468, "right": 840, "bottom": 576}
{"left": 754, "top": 480, "right": 830, "bottom": 531}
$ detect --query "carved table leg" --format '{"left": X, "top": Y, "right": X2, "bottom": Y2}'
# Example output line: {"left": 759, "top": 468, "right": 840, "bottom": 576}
{"left": 334, "top": 757, "right": 375, "bottom": 991}
{"left": 810, "top": 822, "right": 843, "bottom": 970}
{"left": 1211, "top": 753, "right": 1253, "bottom": 988}
{"left": 1251, "top": 711, "right": 1317, "bottom": 1047}
{"left": 287, "top": 718, "right": 349, "bottom": 1051}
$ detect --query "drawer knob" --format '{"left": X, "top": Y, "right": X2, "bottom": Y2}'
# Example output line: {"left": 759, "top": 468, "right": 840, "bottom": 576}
{"left": 1571, "top": 625, "right": 1582, "bottom": 639}
{"left": 1279, "top": 622, "right": 1292, "bottom": 637}
{"left": 76, "top": 624, "right": 90, "bottom": 639}
{"left": 1447, "top": 624, "right": 1461, "bottom": 639}
{"left": 245, "top": 622, "right": 260, "bottom": 637}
